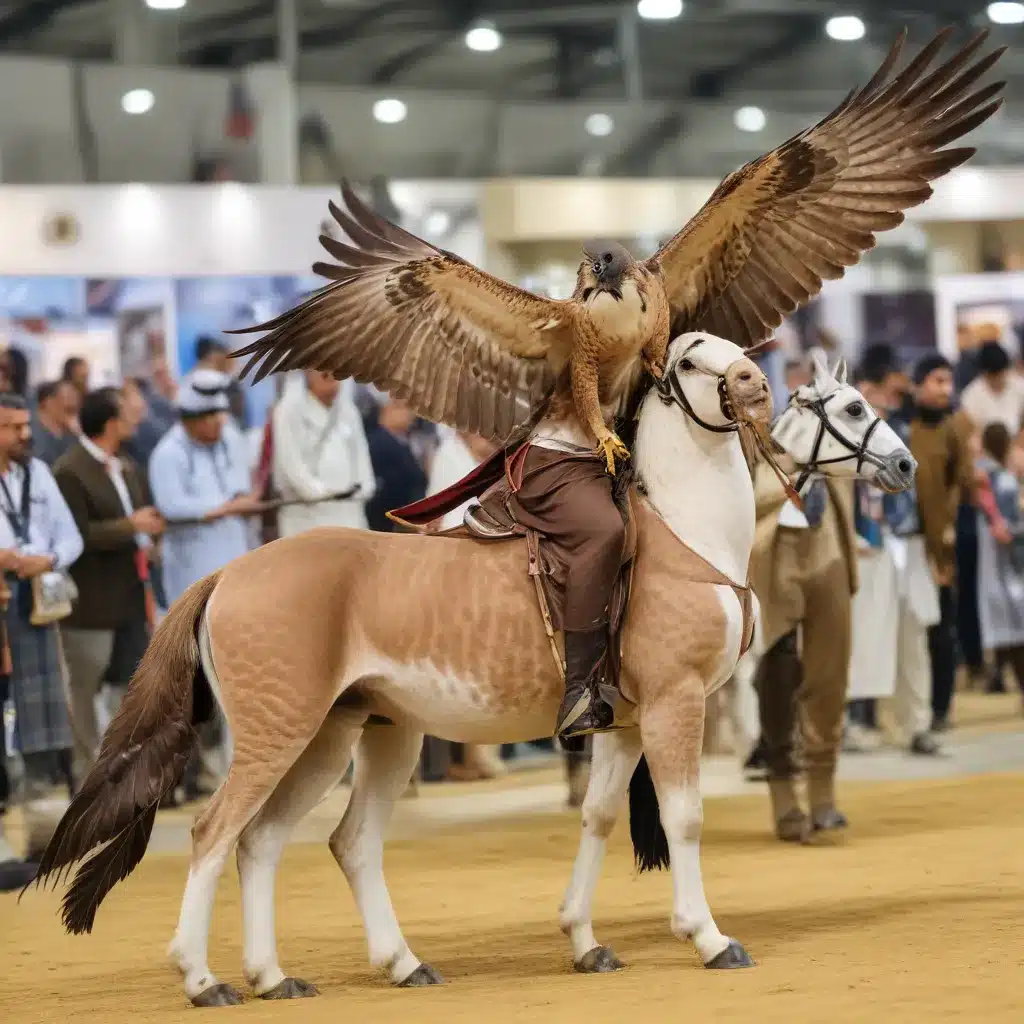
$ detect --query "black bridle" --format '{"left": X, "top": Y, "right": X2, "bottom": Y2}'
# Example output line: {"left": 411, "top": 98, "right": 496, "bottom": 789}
{"left": 788, "top": 392, "right": 886, "bottom": 493}
{"left": 651, "top": 339, "right": 738, "bottom": 434}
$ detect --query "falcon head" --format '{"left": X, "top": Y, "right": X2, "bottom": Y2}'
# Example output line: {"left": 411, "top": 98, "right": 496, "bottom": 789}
{"left": 577, "top": 241, "right": 637, "bottom": 302}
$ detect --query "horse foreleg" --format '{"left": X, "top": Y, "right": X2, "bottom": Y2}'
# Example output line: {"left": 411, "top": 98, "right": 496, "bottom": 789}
{"left": 641, "top": 687, "right": 753, "bottom": 969}
{"left": 560, "top": 728, "right": 643, "bottom": 971}
{"left": 328, "top": 722, "right": 438, "bottom": 986}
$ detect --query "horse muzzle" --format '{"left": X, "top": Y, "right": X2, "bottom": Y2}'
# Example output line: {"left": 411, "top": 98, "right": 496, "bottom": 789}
{"left": 874, "top": 448, "right": 917, "bottom": 494}
{"left": 723, "top": 358, "right": 773, "bottom": 427}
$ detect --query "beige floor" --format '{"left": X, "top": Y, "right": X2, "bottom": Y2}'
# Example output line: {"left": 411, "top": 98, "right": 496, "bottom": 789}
{"left": 6, "top": 767, "right": 1024, "bottom": 1024}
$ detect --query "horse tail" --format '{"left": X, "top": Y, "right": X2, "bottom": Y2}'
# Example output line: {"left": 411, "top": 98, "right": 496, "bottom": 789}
{"left": 628, "top": 755, "right": 670, "bottom": 872}
{"left": 29, "top": 571, "right": 222, "bottom": 934}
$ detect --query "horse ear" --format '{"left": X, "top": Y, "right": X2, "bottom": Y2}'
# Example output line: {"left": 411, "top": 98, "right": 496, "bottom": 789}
{"left": 809, "top": 348, "right": 831, "bottom": 389}
{"left": 834, "top": 358, "right": 848, "bottom": 385}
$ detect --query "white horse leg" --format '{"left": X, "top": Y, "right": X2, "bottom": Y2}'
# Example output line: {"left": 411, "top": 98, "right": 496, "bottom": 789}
{"left": 237, "top": 710, "right": 364, "bottom": 999}
{"left": 329, "top": 721, "right": 435, "bottom": 986}
{"left": 169, "top": 837, "right": 236, "bottom": 1004}
{"left": 641, "top": 688, "right": 753, "bottom": 970}
{"left": 560, "top": 728, "right": 643, "bottom": 971}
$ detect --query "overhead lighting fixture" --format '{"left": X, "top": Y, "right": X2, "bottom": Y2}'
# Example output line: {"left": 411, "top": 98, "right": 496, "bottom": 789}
{"left": 988, "top": 2, "right": 1024, "bottom": 24}
{"left": 145, "top": 0, "right": 186, "bottom": 9}
{"left": 825, "top": 15, "right": 865, "bottom": 41}
{"left": 584, "top": 112, "right": 615, "bottom": 137}
{"left": 637, "top": 0, "right": 683, "bottom": 19}
{"left": 121, "top": 88, "right": 155, "bottom": 115}
{"left": 465, "top": 23, "right": 503, "bottom": 52}
{"left": 733, "top": 105, "right": 766, "bottom": 132}
{"left": 372, "top": 97, "right": 407, "bottom": 124}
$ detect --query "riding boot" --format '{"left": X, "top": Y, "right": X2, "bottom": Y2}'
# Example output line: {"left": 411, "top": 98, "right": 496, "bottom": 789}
{"left": 556, "top": 628, "right": 616, "bottom": 738}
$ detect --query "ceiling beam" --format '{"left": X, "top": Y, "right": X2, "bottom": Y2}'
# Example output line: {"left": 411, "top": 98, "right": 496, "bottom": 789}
{"left": 185, "top": 0, "right": 432, "bottom": 66}
{"left": 0, "top": 0, "right": 95, "bottom": 43}
{"left": 369, "top": 1, "right": 478, "bottom": 84}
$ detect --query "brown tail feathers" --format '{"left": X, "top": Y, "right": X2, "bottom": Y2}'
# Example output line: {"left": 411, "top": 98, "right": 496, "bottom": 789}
{"left": 28, "top": 571, "right": 222, "bottom": 934}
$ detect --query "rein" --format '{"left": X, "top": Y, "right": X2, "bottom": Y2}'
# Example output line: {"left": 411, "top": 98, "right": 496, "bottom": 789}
{"left": 789, "top": 394, "right": 885, "bottom": 494}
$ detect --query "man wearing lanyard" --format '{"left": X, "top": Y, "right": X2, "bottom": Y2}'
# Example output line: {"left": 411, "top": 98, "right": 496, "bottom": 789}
{"left": 0, "top": 393, "right": 83, "bottom": 887}
{"left": 53, "top": 387, "right": 164, "bottom": 788}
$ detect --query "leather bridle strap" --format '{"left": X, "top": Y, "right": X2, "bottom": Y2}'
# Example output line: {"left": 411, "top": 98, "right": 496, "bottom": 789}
{"left": 792, "top": 395, "right": 886, "bottom": 494}
{"left": 651, "top": 361, "right": 738, "bottom": 434}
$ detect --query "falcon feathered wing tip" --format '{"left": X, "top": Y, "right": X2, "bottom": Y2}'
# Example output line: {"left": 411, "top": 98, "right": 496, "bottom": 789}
{"left": 229, "top": 181, "right": 572, "bottom": 441}
{"left": 652, "top": 27, "right": 1006, "bottom": 347}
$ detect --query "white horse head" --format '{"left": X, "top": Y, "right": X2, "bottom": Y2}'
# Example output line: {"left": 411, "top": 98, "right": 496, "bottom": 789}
{"left": 772, "top": 349, "right": 916, "bottom": 493}
{"left": 643, "top": 331, "right": 773, "bottom": 434}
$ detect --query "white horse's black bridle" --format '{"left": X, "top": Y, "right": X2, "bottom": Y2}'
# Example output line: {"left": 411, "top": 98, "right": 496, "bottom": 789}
{"left": 651, "top": 338, "right": 738, "bottom": 434}
{"left": 787, "top": 391, "right": 887, "bottom": 493}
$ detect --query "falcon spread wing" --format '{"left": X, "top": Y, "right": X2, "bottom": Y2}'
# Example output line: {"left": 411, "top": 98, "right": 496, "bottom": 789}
{"left": 229, "top": 182, "right": 571, "bottom": 441}
{"left": 652, "top": 27, "right": 1005, "bottom": 346}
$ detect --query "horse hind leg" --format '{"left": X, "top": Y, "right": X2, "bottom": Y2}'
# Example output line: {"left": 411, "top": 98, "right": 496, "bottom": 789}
{"left": 560, "top": 728, "right": 643, "bottom": 972}
{"left": 328, "top": 720, "right": 435, "bottom": 987}
{"left": 236, "top": 708, "right": 365, "bottom": 1000}
{"left": 169, "top": 675, "right": 348, "bottom": 1006}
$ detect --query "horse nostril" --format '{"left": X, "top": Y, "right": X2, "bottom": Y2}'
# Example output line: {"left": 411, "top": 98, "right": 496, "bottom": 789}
{"left": 898, "top": 459, "right": 912, "bottom": 474}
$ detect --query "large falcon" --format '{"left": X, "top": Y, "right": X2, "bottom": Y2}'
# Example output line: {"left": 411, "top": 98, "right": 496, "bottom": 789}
{"left": 231, "top": 28, "right": 1004, "bottom": 471}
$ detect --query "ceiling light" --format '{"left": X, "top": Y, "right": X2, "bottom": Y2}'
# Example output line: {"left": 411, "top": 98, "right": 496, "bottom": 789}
{"left": 585, "top": 112, "right": 615, "bottom": 137}
{"left": 733, "top": 105, "right": 766, "bottom": 132}
{"left": 825, "top": 15, "right": 865, "bottom": 41}
{"left": 372, "top": 98, "right": 407, "bottom": 124}
{"left": 145, "top": 0, "right": 186, "bottom": 9}
{"left": 637, "top": 0, "right": 683, "bottom": 19}
{"left": 465, "top": 23, "right": 503, "bottom": 52}
{"left": 423, "top": 210, "right": 452, "bottom": 237}
{"left": 988, "top": 2, "right": 1024, "bottom": 24}
{"left": 121, "top": 88, "right": 155, "bottom": 115}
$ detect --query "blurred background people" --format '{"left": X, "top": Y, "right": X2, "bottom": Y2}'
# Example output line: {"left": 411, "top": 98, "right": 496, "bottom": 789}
{"left": 364, "top": 396, "right": 428, "bottom": 533}
{"left": 148, "top": 369, "right": 257, "bottom": 606}
{"left": 31, "top": 380, "right": 79, "bottom": 467}
{"left": 903, "top": 354, "right": 977, "bottom": 733}
{"left": 975, "top": 423, "right": 1024, "bottom": 710}
{"left": 272, "top": 371, "right": 375, "bottom": 536}
{"left": 960, "top": 340, "right": 1024, "bottom": 433}
{"left": 193, "top": 337, "right": 246, "bottom": 427}
{"left": 848, "top": 367, "right": 943, "bottom": 756}
{"left": 53, "top": 387, "right": 162, "bottom": 787}
{"left": 61, "top": 356, "right": 90, "bottom": 400}
{"left": 0, "top": 393, "right": 83, "bottom": 870}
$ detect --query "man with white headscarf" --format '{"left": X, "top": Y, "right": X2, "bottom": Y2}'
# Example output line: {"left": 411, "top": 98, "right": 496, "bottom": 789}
{"left": 148, "top": 369, "right": 259, "bottom": 605}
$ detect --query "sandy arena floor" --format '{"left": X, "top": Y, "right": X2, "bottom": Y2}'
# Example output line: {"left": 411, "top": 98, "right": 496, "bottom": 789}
{"left": 5, "top": 769, "right": 1023, "bottom": 1024}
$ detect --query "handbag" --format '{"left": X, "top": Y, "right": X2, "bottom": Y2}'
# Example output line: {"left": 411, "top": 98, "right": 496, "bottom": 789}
{"left": 0, "top": 460, "right": 78, "bottom": 626}
{"left": 30, "top": 571, "right": 78, "bottom": 626}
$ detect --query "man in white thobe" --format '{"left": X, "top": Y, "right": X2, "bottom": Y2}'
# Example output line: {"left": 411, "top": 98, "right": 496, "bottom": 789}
{"left": 272, "top": 372, "right": 376, "bottom": 536}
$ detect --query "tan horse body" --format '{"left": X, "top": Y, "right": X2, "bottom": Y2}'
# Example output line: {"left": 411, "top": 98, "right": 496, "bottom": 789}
{"left": 35, "top": 337, "right": 915, "bottom": 1007}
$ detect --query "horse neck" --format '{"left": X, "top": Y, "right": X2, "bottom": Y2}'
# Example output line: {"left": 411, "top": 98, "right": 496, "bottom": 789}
{"left": 633, "top": 396, "right": 755, "bottom": 583}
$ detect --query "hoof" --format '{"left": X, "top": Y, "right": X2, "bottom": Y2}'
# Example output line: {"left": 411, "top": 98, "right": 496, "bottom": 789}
{"left": 575, "top": 946, "right": 624, "bottom": 974}
{"left": 705, "top": 940, "right": 755, "bottom": 970}
{"left": 191, "top": 983, "right": 245, "bottom": 1007}
{"left": 399, "top": 963, "right": 445, "bottom": 987}
{"left": 812, "top": 808, "right": 848, "bottom": 832}
{"left": 775, "top": 808, "right": 810, "bottom": 843}
{"left": 260, "top": 977, "right": 319, "bottom": 1000}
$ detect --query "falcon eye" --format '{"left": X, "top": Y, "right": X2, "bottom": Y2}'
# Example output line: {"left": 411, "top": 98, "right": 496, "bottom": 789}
{"left": 679, "top": 359, "right": 695, "bottom": 372}
{"left": 846, "top": 401, "right": 865, "bottom": 418}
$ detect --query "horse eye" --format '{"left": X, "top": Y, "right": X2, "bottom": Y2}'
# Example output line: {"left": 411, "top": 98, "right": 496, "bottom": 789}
{"left": 680, "top": 359, "right": 695, "bottom": 372}
{"left": 846, "top": 401, "right": 865, "bottom": 418}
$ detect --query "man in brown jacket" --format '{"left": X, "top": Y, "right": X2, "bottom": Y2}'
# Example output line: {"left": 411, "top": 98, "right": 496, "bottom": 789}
{"left": 53, "top": 387, "right": 164, "bottom": 785}
{"left": 750, "top": 454, "right": 859, "bottom": 842}
{"left": 900, "top": 354, "right": 976, "bottom": 731}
